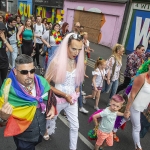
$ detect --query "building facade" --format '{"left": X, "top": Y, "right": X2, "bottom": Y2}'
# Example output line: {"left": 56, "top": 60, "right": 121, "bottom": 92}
{"left": 33, "top": 0, "right": 64, "bottom": 23}
{"left": 1, "top": 0, "right": 7, "bottom": 12}
{"left": 123, "top": 0, "right": 150, "bottom": 54}
{"left": 17, "top": 0, "right": 33, "bottom": 21}
{"left": 7, "top": 0, "right": 17, "bottom": 14}
{"left": 63, "top": 0, "right": 128, "bottom": 48}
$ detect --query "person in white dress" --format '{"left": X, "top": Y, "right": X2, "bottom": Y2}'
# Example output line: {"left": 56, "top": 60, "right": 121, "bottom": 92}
{"left": 45, "top": 33, "right": 84, "bottom": 150}
{"left": 83, "top": 57, "right": 110, "bottom": 110}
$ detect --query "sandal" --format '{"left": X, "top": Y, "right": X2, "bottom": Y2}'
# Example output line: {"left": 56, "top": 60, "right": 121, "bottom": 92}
{"left": 113, "top": 132, "right": 120, "bottom": 142}
{"left": 43, "top": 134, "right": 50, "bottom": 140}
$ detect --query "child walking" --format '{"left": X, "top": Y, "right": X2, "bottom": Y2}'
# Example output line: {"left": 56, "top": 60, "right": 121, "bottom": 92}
{"left": 83, "top": 57, "right": 110, "bottom": 110}
{"left": 92, "top": 94, "right": 125, "bottom": 150}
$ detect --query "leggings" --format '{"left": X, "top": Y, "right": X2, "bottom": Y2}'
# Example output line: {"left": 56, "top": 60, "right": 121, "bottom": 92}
{"left": 33, "top": 43, "right": 43, "bottom": 65}
{"left": 130, "top": 106, "right": 142, "bottom": 149}
{"left": 21, "top": 39, "right": 33, "bottom": 56}
{"left": 0, "top": 67, "right": 8, "bottom": 87}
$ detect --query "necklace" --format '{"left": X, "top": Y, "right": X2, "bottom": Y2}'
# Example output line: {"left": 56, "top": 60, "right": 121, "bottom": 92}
{"left": 52, "top": 30, "right": 62, "bottom": 44}
{"left": 67, "top": 58, "right": 75, "bottom": 71}
{"left": 24, "top": 85, "right": 34, "bottom": 95}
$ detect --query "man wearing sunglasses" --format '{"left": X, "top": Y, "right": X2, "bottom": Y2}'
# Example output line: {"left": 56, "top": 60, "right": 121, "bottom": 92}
{"left": 0, "top": 54, "right": 56, "bottom": 150}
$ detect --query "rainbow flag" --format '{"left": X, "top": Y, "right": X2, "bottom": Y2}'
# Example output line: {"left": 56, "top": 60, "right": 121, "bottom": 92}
{"left": 0, "top": 70, "right": 50, "bottom": 137}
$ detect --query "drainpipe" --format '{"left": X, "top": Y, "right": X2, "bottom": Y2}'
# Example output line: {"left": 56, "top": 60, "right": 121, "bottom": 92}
{"left": 118, "top": 0, "right": 131, "bottom": 44}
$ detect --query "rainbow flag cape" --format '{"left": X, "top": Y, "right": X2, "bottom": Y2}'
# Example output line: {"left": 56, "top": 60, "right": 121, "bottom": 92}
{"left": 0, "top": 70, "right": 50, "bottom": 137}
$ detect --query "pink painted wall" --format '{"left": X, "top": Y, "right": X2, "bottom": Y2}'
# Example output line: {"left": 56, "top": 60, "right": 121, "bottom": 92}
{"left": 63, "top": 1, "right": 126, "bottom": 48}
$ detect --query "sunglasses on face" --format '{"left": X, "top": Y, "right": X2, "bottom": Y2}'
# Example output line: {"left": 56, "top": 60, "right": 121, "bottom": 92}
{"left": 69, "top": 34, "right": 83, "bottom": 41}
{"left": 17, "top": 68, "right": 35, "bottom": 75}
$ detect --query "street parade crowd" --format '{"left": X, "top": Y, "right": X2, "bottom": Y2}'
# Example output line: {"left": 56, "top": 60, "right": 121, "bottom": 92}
{"left": 0, "top": 10, "right": 150, "bottom": 150}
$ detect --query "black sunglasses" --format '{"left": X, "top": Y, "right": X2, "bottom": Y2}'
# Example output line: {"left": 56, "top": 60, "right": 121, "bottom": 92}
{"left": 17, "top": 68, "right": 35, "bottom": 75}
{"left": 69, "top": 34, "right": 83, "bottom": 41}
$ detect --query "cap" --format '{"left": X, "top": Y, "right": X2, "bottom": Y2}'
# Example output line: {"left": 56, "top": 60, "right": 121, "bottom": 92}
{"left": 0, "top": 22, "right": 6, "bottom": 30}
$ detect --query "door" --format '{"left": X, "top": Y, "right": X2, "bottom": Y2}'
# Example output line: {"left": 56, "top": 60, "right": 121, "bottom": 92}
{"left": 74, "top": 10, "right": 102, "bottom": 43}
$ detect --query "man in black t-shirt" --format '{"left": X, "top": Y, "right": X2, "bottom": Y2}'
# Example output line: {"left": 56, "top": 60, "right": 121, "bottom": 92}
{"left": 6, "top": 17, "right": 18, "bottom": 68}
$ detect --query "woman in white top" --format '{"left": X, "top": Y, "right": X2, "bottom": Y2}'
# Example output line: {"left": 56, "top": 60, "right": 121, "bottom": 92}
{"left": 83, "top": 57, "right": 110, "bottom": 110}
{"left": 41, "top": 23, "right": 62, "bottom": 65}
{"left": 102, "top": 44, "right": 124, "bottom": 101}
{"left": 124, "top": 60, "right": 150, "bottom": 150}
{"left": 45, "top": 33, "right": 84, "bottom": 150}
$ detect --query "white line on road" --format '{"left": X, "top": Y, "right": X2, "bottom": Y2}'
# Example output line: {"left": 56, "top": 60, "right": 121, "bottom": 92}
{"left": 58, "top": 114, "right": 94, "bottom": 150}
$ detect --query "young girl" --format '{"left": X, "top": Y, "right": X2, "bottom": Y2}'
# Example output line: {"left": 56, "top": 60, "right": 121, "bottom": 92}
{"left": 92, "top": 95, "right": 125, "bottom": 150}
{"left": 83, "top": 32, "right": 93, "bottom": 78}
{"left": 83, "top": 57, "right": 110, "bottom": 110}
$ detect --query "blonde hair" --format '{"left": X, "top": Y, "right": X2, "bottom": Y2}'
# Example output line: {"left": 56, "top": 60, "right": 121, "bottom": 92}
{"left": 95, "top": 57, "right": 106, "bottom": 69}
{"left": 112, "top": 44, "right": 124, "bottom": 64}
{"left": 83, "top": 32, "right": 88, "bottom": 35}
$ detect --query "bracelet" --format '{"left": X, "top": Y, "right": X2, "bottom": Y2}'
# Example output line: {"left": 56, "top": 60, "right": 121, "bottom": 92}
{"left": 4, "top": 40, "right": 8, "bottom": 44}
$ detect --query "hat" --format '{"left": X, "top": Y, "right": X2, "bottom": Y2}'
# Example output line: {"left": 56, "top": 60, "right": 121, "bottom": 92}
{"left": 0, "top": 22, "right": 6, "bottom": 30}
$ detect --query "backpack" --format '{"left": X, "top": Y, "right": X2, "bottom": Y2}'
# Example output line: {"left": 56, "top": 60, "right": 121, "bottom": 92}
{"left": 33, "top": 24, "right": 45, "bottom": 34}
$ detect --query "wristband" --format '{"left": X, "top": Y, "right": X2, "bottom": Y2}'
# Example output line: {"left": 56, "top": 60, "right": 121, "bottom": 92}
{"left": 4, "top": 40, "right": 8, "bottom": 44}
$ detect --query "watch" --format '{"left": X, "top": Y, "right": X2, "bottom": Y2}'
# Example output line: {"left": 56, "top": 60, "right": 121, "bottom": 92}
{"left": 0, "top": 117, "right": 7, "bottom": 123}
{"left": 39, "top": 36, "right": 42, "bottom": 39}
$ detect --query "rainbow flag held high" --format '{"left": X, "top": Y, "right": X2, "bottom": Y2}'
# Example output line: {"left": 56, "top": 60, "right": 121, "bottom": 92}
{"left": 0, "top": 70, "right": 50, "bottom": 137}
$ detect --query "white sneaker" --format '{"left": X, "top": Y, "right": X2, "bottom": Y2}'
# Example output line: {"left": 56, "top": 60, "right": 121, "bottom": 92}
{"left": 94, "top": 106, "right": 100, "bottom": 111}
{"left": 81, "top": 91, "right": 86, "bottom": 96}
{"left": 79, "top": 107, "right": 89, "bottom": 114}
{"left": 83, "top": 97, "right": 86, "bottom": 104}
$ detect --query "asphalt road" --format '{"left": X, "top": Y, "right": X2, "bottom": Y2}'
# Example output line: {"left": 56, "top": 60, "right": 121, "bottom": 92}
{"left": 0, "top": 43, "right": 150, "bottom": 150}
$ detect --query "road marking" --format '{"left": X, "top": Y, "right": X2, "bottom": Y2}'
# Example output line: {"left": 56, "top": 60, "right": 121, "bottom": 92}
{"left": 58, "top": 114, "right": 95, "bottom": 150}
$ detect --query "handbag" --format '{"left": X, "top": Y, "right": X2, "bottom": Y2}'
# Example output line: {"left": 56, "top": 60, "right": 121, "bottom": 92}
{"left": 143, "top": 104, "right": 150, "bottom": 123}
{"left": 88, "top": 126, "right": 98, "bottom": 140}
{"left": 46, "top": 89, "right": 57, "bottom": 115}
{"left": 40, "top": 30, "right": 51, "bottom": 57}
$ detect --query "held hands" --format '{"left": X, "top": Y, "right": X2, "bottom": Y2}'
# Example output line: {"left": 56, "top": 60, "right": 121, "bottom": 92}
{"left": 124, "top": 111, "right": 130, "bottom": 119}
{"left": 46, "top": 43, "right": 51, "bottom": 48}
{"left": 0, "top": 102, "right": 13, "bottom": 120}
{"left": 107, "top": 79, "right": 110, "bottom": 85}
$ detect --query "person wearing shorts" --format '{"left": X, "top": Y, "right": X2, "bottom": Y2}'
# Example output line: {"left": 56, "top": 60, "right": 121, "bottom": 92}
{"left": 83, "top": 58, "right": 109, "bottom": 110}
{"left": 92, "top": 94, "right": 125, "bottom": 150}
